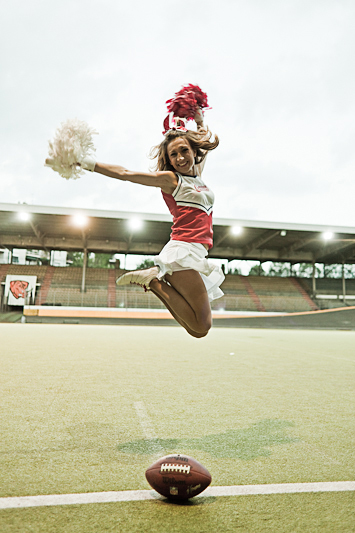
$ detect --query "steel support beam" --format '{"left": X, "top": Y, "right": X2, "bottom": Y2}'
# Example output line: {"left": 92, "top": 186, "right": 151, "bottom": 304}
{"left": 242, "top": 230, "right": 280, "bottom": 257}
{"left": 81, "top": 249, "right": 88, "bottom": 293}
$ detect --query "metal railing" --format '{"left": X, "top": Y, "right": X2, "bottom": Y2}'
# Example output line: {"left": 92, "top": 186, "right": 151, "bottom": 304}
{"left": 34, "top": 289, "right": 315, "bottom": 313}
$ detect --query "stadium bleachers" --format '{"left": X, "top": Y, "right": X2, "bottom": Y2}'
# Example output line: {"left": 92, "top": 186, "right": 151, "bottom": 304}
{"left": 45, "top": 267, "right": 110, "bottom": 307}
{"left": 299, "top": 277, "right": 355, "bottom": 310}
{"left": 2, "top": 263, "right": 354, "bottom": 313}
{"left": 246, "top": 275, "right": 317, "bottom": 312}
{"left": 214, "top": 274, "right": 316, "bottom": 312}
{"left": 0, "top": 264, "right": 48, "bottom": 285}
{"left": 301, "top": 277, "right": 355, "bottom": 295}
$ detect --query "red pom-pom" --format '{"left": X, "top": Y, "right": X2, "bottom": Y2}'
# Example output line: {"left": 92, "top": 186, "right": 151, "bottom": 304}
{"left": 162, "top": 115, "right": 170, "bottom": 135}
{"left": 166, "top": 84, "right": 210, "bottom": 121}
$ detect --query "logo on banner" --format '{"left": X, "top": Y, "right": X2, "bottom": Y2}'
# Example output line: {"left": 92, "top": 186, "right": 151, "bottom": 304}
{"left": 9, "top": 280, "right": 30, "bottom": 299}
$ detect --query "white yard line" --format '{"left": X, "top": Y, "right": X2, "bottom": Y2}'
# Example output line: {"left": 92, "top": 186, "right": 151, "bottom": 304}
{"left": 133, "top": 401, "right": 165, "bottom": 459}
{"left": 1, "top": 482, "right": 354, "bottom": 510}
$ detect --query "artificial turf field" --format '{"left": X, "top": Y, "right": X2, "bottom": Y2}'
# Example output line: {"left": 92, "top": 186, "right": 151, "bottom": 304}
{"left": 1, "top": 323, "right": 354, "bottom": 532}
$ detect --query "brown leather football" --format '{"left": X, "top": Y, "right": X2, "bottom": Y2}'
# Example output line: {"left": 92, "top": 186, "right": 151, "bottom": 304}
{"left": 145, "top": 454, "right": 212, "bottom": 500}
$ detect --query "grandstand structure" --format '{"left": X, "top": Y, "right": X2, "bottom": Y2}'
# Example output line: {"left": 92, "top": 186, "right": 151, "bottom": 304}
{"left": 1, "top": 202, "right": 355, "bottom": 315}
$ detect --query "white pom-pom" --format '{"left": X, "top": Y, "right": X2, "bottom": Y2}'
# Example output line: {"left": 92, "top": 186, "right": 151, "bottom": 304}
{"left": 46, "top": 118, "right": 98, "bottom": 180}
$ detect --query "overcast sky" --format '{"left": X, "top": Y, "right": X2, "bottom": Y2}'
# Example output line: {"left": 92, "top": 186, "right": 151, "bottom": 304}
{"left": 1, "top": 0, "right": 355, "bottom": 228}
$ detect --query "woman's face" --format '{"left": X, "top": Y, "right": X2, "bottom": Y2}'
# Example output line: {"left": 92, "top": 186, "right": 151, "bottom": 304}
{"left": 167, "top": 137, "right": 196, "bottom": 175}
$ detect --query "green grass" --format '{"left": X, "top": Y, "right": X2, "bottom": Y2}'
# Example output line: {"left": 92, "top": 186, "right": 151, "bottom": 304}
{"left": 1, "top": 324, "right": 354, "bottom": 532}
{"left": 2, "top": 493, "right": 355, "bottom": 533}
{"left": 0, "top": 312, "right": 22, "bottom": 323}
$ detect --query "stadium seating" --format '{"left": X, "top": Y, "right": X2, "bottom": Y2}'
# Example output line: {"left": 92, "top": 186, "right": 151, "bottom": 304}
{"left": 301, "top": 277, "right": 355, "bottom": 295}
{"left": 45, "top": 267, "right": 110, "bottom": 307}
{"left": 0, "top": 264, "right": 48, "bottom": 284}
{"left": 215, "top": 274, "right": 316, "bottom": 313}
{"left": 245, "top": 275, "right": 316, "bottom": 312}
{"left": 300, "top": 277, "right": 355, "bottom": 309}
{"left": 3, "top": 264, "right": 354, "bottom": 313}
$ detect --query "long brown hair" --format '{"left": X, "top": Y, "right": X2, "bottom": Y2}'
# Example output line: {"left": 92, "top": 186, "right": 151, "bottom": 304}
{"left": 150, "top": 127, "right": 219, "bottom": 171}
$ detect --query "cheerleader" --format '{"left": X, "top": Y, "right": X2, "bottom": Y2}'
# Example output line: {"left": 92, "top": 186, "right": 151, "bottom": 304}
{"left": 46, "top": 87, "right": 224, "bottom": 337}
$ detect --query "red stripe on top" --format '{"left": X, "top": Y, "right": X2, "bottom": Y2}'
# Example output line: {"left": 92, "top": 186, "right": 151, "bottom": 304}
{"left": 162, "top": 192, "right": 213, "bottom": 249}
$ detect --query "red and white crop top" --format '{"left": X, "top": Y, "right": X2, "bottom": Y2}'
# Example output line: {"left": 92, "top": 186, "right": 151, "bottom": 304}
{"left": 162, "top": 172, "right": 214, "bottom": 249}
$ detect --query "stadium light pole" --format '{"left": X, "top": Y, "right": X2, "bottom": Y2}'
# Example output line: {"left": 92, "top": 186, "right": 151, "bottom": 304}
{"left": 81, "top": 248, "right": 88, "bottom": 293}
{"left": 72, "top": 214, "right": 89, "bottom": 293}
{"left": 342, "top": 261, "right": 346, "bottom": 304}
{"left": 312, "top": 262, "right": 317, "bottom": 296}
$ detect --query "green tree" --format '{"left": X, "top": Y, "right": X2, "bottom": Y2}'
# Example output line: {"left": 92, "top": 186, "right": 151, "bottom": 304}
{"left": 67, "top": 252, "right": 84, "bottom": 267}
{"left": 88, "top": 253, "right": 113, "bottom": 268}
{"left": 297, "top": 263, "right": 322, "bottom": 278}
{"left": 229, "top": 267, "right": 241, "bottom": 275}
{"left": 67, "top": 252, "right": 113, "bottom": 268}
{"left": 323, "top": 264, "right": 341, "bottom": 278}
{"left": 136, "top": 258, "right": 155, "bottom": 269}
{"left": 267, "top": 262, "right": 290, "bottom": 277}
{"left": 344, "top": 265, "right": 355, "bottom": 278}
{"left": 248, "top": 264, "right": 266, "bottom": 276}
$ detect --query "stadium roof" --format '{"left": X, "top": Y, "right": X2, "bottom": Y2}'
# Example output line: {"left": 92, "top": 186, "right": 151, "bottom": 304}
{"left": 1, "top": 202, "right": 355, "bottom": 264}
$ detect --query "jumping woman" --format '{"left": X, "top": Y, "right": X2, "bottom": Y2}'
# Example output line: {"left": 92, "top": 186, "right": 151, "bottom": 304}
{"left": 45, "top": 88, "right": 225, "bottom": 338}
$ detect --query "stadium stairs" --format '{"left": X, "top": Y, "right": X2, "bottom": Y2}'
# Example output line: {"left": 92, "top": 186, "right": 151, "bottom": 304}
{"left": 212, "top": 274, "right": 257, "bottom": 312}
{"left": 290, "top": 277, "right": 319, "bottom": 311}
{"left": 107, "top": 269, "right": 117, "bottom": 308}
{"left": 216, "top": 274, "right": 318, "bottom": 313}
{"left": 300, "top": 277, "right": 355, "bottom": 310}
{"left": 35, "top": 266, "right": 54, "bottom": 305}
{"left": 240, "top": 276, "right": 266, "bottom": 312}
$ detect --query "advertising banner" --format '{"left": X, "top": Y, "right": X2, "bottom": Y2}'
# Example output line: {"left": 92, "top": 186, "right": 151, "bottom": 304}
{"left": 4, "top": 275, "right": 37, "bottom": 306}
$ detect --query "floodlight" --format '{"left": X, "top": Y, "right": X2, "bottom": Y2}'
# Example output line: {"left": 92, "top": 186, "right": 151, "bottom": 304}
{"left": 280, "top": 230, "right": 287, "bottom": 237}
{"left": 18, "top": 212, "right": 31, "bottom": 222}
{"left": 72, "top": 214, "right": 88, "bottom": 227}
{"left": 322, "top": 231, "right": 334, "bottom": 241}
{"left": 128, "top": 218, "right": 143, "bottom": 231}
{"left": 231, "top": 225, "right": 242, "bottom": 236}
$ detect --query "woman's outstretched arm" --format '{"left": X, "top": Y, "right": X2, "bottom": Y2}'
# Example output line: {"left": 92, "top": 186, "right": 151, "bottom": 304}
{"left": 194, "top": 109, "right": 208, "bottom": 176}
{"left": 93, "top": 163, "right": 178, "bottom": 194}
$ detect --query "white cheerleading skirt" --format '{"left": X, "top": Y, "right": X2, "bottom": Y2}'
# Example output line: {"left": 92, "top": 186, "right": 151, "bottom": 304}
{"left": 154, "top": 240, "right": 225, "bottom": 302}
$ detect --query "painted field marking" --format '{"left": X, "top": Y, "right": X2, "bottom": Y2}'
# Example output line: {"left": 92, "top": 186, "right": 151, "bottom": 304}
{"left": 1, "top": 482, "right": 354, "bottom": 510}
{"left": 134, "top": 401, "right": 164, "bottom": 459}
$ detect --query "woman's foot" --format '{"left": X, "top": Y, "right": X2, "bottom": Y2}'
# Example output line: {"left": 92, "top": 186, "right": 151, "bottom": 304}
{"left": 116, "top": 266, "right": 159, "bottom": 292}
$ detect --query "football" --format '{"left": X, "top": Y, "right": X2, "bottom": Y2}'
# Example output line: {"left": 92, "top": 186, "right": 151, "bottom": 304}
{"left": 145, "top": 454, "right": 212, "bottom": 500}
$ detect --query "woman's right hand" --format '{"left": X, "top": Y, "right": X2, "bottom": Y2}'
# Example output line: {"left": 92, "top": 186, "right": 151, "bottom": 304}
{"left": 194, "top": 108, "right": 204, "bottom": 127}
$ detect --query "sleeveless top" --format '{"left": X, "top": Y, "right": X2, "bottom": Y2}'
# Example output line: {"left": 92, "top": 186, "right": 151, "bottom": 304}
{"left": 162, "top": 172, "right": 214, "bottom": 249}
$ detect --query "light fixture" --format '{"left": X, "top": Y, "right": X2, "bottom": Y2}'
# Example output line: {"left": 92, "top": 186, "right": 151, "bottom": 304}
{"left": 231, "top": 225, "right": 242, "bottom": 236}
{"left": 322, "top": 231, "right": 334, "bottom": 241}
{"left": 280, "top": 230, "right": 287, "bottom": 237}
{"left": 128, "top": 218, "right": 143, "bottom": 231}
{"left": 72, "top": 214, "right": 88, "bottom": 227}
{"left": 18, "top": 212, "right": 31, "bottom": 221}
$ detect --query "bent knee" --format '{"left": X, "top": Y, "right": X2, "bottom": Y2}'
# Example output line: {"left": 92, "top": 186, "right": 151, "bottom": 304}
{"left": 201, "top": 316, "right": 212, "bottom": 334}
{"left": 190, "top": 329, "right": 209, "bottom": 338}
{"left": 192, "top": 319, "right": 211, "bottom": 338}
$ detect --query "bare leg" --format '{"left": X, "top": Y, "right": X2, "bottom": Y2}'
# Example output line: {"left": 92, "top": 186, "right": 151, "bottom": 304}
{"left": 150, "top": 270, "right": 212, "bottom": 338}
{"left": 152, "top": 287, "right": 207, "bottom": 338}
